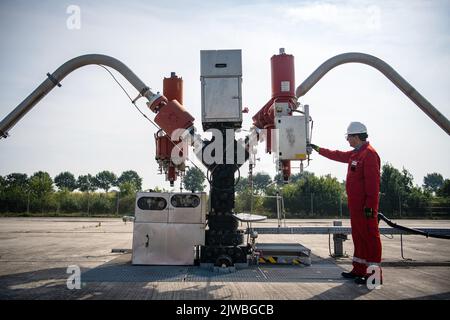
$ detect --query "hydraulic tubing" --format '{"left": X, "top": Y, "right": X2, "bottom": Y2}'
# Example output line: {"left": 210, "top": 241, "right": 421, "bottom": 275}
{"left": 0, "top": 54, "right": 163, "bottom": 138}
{"left": 296, "top": 52, "right": 450, "bottom": 135}
{"left": 378, "top": 212, "right": 450, "bottom": 240}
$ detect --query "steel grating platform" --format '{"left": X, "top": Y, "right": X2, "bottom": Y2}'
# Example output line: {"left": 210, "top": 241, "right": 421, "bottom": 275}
{"left": 82, "top": 265, "right": 189, "bottom": 282}
{"left": 81, "top": 254, "right": 345, "bottom": 283}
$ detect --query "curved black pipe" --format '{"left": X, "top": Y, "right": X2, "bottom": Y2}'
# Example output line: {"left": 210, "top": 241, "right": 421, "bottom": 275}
{"left": 378, "top": 212, "right": 450, "bottom": 240}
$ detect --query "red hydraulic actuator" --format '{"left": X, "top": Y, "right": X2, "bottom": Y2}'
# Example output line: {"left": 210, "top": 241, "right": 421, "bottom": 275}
{"left": 167, "top": 165, "right": 176, "bottom": 186}
{"left": 149, "top": 73, "right": 194, "bottom": 139}
{"left": 154, "top": 73, "right": 192, "bottom": 138}
{"left": 163, "top": 72, "right": 183, "bottom": 105}
{"left": 252, "top": 48, "right": 297, "bottom": 153}
{"left": 281, "top": 160, "right": 291, "bottom": 182}
{"left": 155, "top": 126, "right": 186, "bottom": 186}
{"left": 153, "top": 72, "right": 193, "bottom": 186}
{"left": 155, "top": 129, "right": 174, "bottom": 161}
{"left": 271, "top": 48, "right": 295, "bottom": 99}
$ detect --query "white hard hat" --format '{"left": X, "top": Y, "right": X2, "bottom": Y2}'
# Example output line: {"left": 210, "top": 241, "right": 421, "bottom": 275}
{"left": 347, "top": 122, "right": 367, "bottom": 134}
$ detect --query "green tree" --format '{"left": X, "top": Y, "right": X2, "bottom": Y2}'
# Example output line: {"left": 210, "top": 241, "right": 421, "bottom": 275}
{"left": 380, "top": 163, "right": 431, "bottom": 216}
{"left": 57, "top": 189, "right": 81, "bottom": 213}
{"left": 437, "top": 179, "right": 450, "bottom": 197}
{"left": 262, "top": 173, "right": 344, "bottom": 218}
{"left": 380, "top": 163, "right": 404, "bottom": 215}
{"left": 77, "top": 174, "right": 96, "bottom": 192}
{"left": 253, "top": 172, "right": 272, "bottom": 194}
{"left": 423, "top": 173, "right": 444, "bottom": 194}
{"left": 0, "top": 176, "right": 6, "bottom": 212}
{"left": 1, "top": 173, "right": 29, "bottom": 212}
{"left": 183, "top": 167, "right": 206, "bottom": 193}
{"left": 0, "top": 175, "right": 5, "bottom": 199}
{"left": 235, "top": 187, "right": 264, "bottom": 214}
{"left": 118, "top": 181, "right": 136, "bottom": 196}
{"left": 29, "top": 171, "right": 53, "bottom": 197}
{"left": 235, "top": 177, "right": 249, "bottom": 193}
{"left": 117, "top": 170, "right": 142, "bottom": 195}
{"left": 29, "top": 171, "right": 54, "bottom": 212}
{"left": 93, "top": 170, "right": 117, "bottom": 192}
{"left": 77, "top": 174, "right": 96, "bottom": 216}
{"left": 54, "top": 171, "right": 77, "bottom": 191}
{"left": 401, "top": 168, "right": 414, "bottom": 194}
{"left": 5, "top": 173, "right": 29, "bottom": 189}
{"left": 405, "top": 186, "right": 431, "bottom": 215}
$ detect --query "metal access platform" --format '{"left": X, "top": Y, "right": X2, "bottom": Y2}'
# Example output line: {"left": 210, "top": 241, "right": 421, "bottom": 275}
{"left": 234, "top": 213, "right": 313, "bottom": 266}
{"left": 255, "top": 243, "right": 311, "bottom": 265}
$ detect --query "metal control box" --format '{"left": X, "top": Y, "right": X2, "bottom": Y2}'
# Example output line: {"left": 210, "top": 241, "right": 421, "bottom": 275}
{"left": 200, "top": 50, "right": 242, "bottom": 129}
{"left": 132, "top": 192, "right": 206, "bottom": 265}
{"left": 275, "top": 115, "right": 307, "bottom": 160}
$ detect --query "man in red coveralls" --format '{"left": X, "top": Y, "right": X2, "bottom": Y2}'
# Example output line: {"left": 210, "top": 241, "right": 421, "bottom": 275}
{"left": 308, "top": 122, "right": 382, "bottom": 285}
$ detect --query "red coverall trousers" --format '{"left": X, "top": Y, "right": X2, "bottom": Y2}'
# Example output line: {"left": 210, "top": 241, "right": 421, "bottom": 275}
{"left": 319, "top": 142, "right": 382, "bottom": 277}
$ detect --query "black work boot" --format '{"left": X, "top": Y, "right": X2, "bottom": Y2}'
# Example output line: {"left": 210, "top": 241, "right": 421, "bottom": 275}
{"left": 354, "top": 276, "right": 367, "bottom": 285}
{"left": 341, "top": 271, "right": 359, "bottom": 279}
{"left": 355, "top": 276, "right": 383, "bottom": 286}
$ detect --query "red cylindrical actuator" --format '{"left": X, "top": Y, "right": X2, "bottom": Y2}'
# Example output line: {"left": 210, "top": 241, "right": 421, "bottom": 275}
{"left": 168, "top": 165, "right": 176, "bottom": 186}
{"left": 282, "top": 160, "right": 291, "bottom": 183}
{"left": 155, "top": 131, "right": 174, "bottom": 160}
{"left": 163, "top": 72, "right": 183, "bottom": 105}
{"left": 271, "top": 49, "right": 295, "bottom": 99}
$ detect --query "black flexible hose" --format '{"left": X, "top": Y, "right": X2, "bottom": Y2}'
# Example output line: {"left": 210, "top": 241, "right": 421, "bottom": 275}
{"left": 378, "top": 212, "right": 450, "bottom": 240}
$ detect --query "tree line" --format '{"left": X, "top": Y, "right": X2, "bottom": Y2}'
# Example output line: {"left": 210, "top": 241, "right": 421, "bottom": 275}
{"left": 235, "top": 164, "right": 450, "bottom": 218}
{"left": 1, "top": 165, "right": 449, "bottom": 218}
{"left": 0, "top": 167, "right": 207, "bottom": 216}
{"left": 0, "top": 170, "right": 143, "bottom": 215}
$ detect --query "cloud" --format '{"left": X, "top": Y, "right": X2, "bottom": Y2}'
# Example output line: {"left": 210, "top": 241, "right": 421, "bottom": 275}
{"left": 286, "top": 2, "right": 381, "bottom": 33}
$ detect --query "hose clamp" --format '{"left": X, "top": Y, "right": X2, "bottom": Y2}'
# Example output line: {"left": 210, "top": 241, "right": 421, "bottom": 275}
{"left": 46, "top": 73, "right": 62, "bottom": 87}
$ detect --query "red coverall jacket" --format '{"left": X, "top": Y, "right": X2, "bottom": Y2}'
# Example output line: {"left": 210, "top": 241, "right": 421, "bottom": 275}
{"left": 319, "top": 142, "right": 382, "bottom": 276}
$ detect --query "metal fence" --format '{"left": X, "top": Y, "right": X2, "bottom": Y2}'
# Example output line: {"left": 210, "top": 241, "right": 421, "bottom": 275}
{"left": 246, "top": 192, "right": 450, "bottom": 219}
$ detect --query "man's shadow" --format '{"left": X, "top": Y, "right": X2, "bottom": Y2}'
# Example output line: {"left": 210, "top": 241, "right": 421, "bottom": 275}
{"left": 308, "top": 280, "right": 373, "bottom": 300}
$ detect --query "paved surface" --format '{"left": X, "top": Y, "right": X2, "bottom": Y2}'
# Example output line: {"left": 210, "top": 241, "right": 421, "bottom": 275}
{"left": 0, "top": 217, "right": 449, "bottom": 300}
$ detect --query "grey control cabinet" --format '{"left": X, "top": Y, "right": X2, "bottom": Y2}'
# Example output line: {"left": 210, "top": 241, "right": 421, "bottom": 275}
{"left": 200, "top": 49, "right": 242, "bottom": 129}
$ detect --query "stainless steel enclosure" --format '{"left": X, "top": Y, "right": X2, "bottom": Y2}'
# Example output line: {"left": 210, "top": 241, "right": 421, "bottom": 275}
{"left": 275, "top": 115, "right": 307, "bottom": 160}
{"left": 132, "top": 192, "right": 206, "bottom": 265}
{"left": 200, "top": 50, "right": 242, "bottom": 128}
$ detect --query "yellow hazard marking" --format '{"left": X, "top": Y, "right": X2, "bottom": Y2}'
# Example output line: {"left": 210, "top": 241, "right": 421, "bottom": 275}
{"left": 268, "top": 256, "right": 277, "bottom": 264}
{"left": 258, "top": 256, "right": 304, "bottom": 265}
{"left": 295, "top": 153, "right": 307, "bottom": 160}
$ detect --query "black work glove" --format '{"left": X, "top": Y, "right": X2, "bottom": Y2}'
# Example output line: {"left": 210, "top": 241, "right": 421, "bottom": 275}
{"left": 364, "top": 207, "right": 374, "bottom": 218}
{"left": 307, "top": 143, "right": 320, "bottom": 152}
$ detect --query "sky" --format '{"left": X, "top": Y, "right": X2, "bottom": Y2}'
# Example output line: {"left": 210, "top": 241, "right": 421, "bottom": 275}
{"left": 0, "top": 0, "right": 449, "bottom": 192}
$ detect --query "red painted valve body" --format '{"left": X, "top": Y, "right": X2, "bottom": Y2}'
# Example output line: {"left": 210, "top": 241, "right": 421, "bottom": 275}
{"left": 154, "top": 100, "right": 194, "bottom": 138}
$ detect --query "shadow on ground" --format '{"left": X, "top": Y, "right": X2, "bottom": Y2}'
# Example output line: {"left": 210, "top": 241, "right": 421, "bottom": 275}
{"left": 0, "top": 252, "right": 351, "bottom": 299}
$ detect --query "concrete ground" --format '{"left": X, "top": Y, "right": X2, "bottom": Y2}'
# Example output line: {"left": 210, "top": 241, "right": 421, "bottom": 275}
{"left": 0, "top": 217, "right": 449, "bottom": 300}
